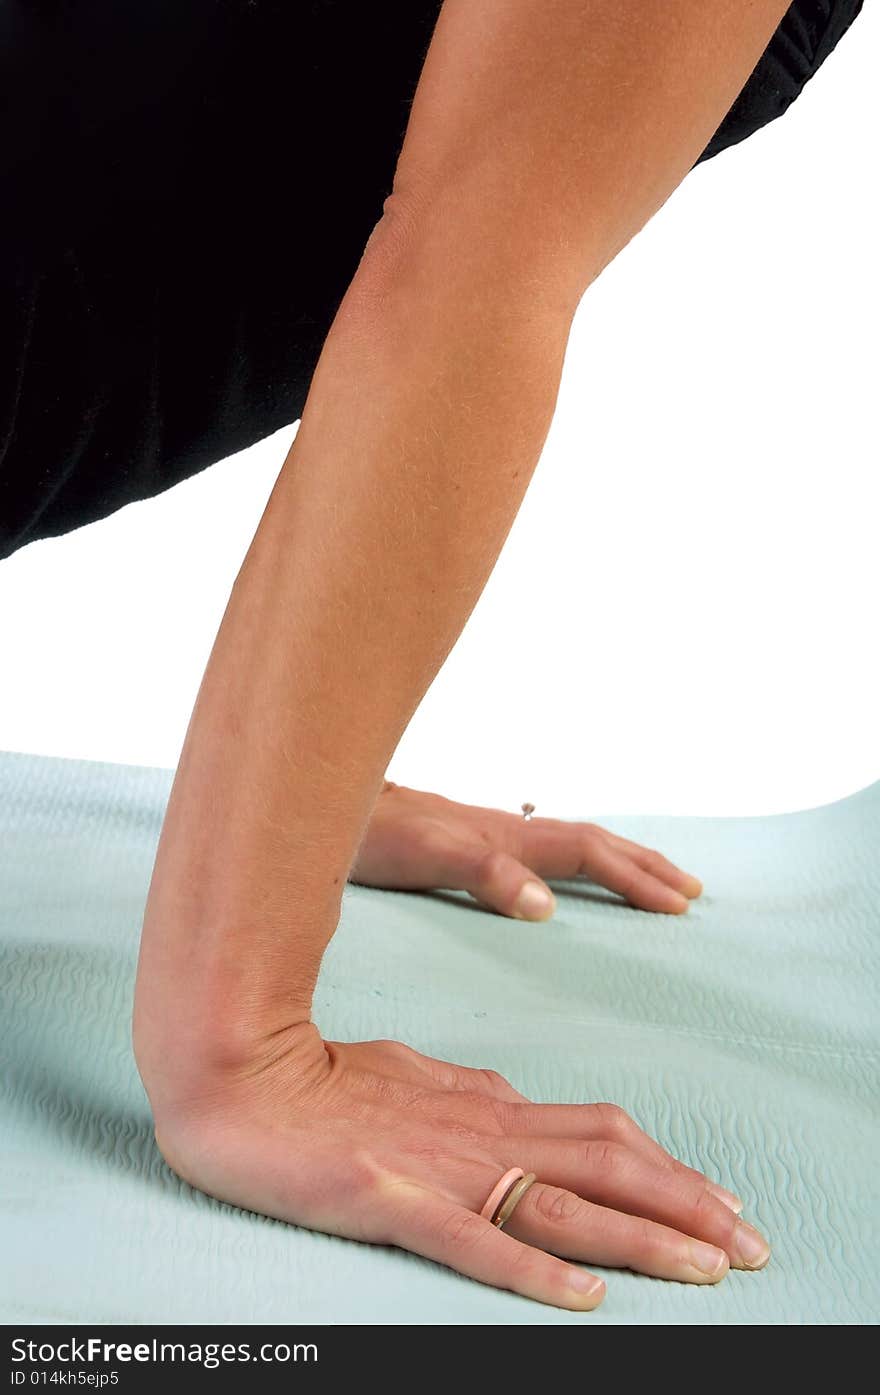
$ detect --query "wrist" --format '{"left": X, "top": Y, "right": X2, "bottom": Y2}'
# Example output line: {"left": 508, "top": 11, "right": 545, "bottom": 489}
{"left": 132, "top": 914, "right": 324, "bottom": 1121}
{"left": 133, "top": 982, "right": 325, "bottom": 1128}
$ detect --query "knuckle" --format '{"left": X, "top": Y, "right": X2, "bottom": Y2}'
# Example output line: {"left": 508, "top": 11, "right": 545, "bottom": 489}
{"left": 506, "top": 1245, "right": 544, "bottom": 1287}
{"left": 533, "top": 1185, "right": 584, "bottom": 1227}
{"left": 360, "top": 1175, "right": 417, "bottom": 1244}
{"left": 373, "top": 1037, "right": 416, "bottom": 1063}
{"left": 419, "top": 1055, "right": 469, "bottom": 1092}
{"left": 338, "top": 1163, "right": 419, "bottom": 1246}
{"left": 643, "top": 850, "right": 668, "bottom": 873}
{"left": 343, "top": 1147, "right": 393, "bottom": 1200}
{"left": 473, "top": 846, "right": 509, "bottom": 888}
{"left": 631, "top": 1215, "right": 665, "bottom": 1265}
{"left": 475, "top": 1067, "right": 512, "bottom": 1094}
{"left": 583, "top": 1139, "right": 629, "bottom": 1180}
{"left": 438, "top": 1207, "right": 487, "bottom": 1254}
{"left": 593, "top": 1102, "right": 636, "bottom": 1142}
{"left": 618, "top": 867, "right": 644, "bottom": 901}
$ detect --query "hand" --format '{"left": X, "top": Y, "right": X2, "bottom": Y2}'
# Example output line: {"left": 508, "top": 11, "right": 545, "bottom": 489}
{"left": 351, "top": 782, "right": 703, "bottom": 921}
{"left": 152, "top": 1028, "right": 770, "bottom": 1313}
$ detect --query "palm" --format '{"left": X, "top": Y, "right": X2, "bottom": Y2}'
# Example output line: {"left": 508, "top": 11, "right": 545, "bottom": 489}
{"left": 350, "top": 781, "right": 702, "bottom": 920}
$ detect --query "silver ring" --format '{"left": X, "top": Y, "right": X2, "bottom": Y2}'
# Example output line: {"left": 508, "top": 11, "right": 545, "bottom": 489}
{"left": 521, "top": 802, "right": 535, "bottom": 821}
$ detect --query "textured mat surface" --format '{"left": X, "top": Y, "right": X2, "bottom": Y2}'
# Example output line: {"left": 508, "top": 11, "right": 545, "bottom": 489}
{"left": 1, "top": 748, "right": 878, "bottom": 1325}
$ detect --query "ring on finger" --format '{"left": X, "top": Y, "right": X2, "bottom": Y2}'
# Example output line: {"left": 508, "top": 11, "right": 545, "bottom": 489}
{"left": 479, "top": 1167, "right": 525, "bottom": 1222}
{"left": 479, "top": 1167, "right": 539, "bottom": 1228}
{"left": 494, "top": 1172, "right": 537, "bottom": 1229}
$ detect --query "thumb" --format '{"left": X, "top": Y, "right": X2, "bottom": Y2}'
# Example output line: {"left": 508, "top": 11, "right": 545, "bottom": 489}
{"left": 460, "top": 846, "right": 557, "bottom": 922}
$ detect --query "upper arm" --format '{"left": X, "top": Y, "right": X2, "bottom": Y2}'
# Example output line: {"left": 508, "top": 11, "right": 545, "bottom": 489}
{"left": 353, "top": 0, "right": 791, "bottom": 316}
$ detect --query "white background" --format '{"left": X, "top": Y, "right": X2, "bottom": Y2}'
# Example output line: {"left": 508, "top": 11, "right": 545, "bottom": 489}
{"left": 1, "top": 7, "right": 876, "bottom": 818}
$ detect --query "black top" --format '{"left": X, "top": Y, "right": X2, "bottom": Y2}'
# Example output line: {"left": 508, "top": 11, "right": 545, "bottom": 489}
{"left": 0, "top": 0, "right": 863, "bottom": 562}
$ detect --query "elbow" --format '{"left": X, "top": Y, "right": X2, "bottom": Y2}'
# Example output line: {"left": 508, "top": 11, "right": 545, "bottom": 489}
{"left": 339, "top": 178, "right": 585, "bottom": 337}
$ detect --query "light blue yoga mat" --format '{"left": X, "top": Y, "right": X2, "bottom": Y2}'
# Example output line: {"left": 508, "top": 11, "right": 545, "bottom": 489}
{"left": 1, "top": 748, "right": 878, "bottom": 1324}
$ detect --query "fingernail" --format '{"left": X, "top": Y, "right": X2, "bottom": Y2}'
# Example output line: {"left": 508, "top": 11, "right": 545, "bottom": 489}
{"left": 513, "top": 881, "right": 555, "bottom": 920}
{"left": 707, "top": 1182, "right": 744, "bottom": 1214}
{"left": 686, "top": 1241, "right": 728, "bottom": 1280}
{"left": 684, "top": 874, "right": 704, "bottom": 897}
{"left": 567, "top": 1269, "right": 605, "bottom": 1304}
{"left": 732, "top": 1220, "right": 771, "bottom": 1270}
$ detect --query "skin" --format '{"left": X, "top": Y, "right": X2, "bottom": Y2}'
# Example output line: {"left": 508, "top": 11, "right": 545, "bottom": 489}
{"left": 133, "top": 0, "right": 789, "bottom": 1310}
{"left": 352, "top": 780, "right": 704, "bottom": 919}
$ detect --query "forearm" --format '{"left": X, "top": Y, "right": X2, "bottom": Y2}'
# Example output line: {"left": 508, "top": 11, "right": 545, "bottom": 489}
{"left": 134, "top": 0, "right": 791, "bottom": 1111}
{"left": 133, "top": 234, "right": 571, "bottom": 1095}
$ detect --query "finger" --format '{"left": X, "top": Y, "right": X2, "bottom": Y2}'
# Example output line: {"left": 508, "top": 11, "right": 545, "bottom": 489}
{"left": 382, "top": 1183, "right": 605, "bottom": 1311}
{"left": 599, "top": 830, "right": 703, "bottom": 898}
{"left": 514, "top": 1138, "right": 770, "bottom": 1271}
{"left": 502, "top": 1100, "right": 742, "bottom": 1212}
{"left": 451, "top": 844, "right": 557, "bottom": 922}
{"left": 506, "top": 1183, "right": 728, "bottom": 1284}
{"left": 511, "top": 820, "right": 692, "bottom": 913}
{"left": 577, "top": 838, "right": 692, "bottom": 913}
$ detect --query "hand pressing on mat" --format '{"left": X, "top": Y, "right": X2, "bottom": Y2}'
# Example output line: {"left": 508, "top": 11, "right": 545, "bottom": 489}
{"left": 143, "top": 1028, "right": 769, "bottom": 1313}
{"left": 351, "top": 781, "right": 703, "bottom": 921}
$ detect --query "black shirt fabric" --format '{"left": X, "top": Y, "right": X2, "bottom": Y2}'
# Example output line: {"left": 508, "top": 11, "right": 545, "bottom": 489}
{"left": 0, "top": 0, "right": 864, "bottom": 562}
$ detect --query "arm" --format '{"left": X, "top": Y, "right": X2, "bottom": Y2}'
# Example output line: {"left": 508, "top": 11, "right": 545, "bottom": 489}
{"left": 134, "top": 0, "right": 784, "bottom": 1308}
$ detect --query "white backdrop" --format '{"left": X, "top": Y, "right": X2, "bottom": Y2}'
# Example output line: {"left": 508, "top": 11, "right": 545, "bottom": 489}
{"left": 1, "top": 8, "right": 877, "bottom": 818}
